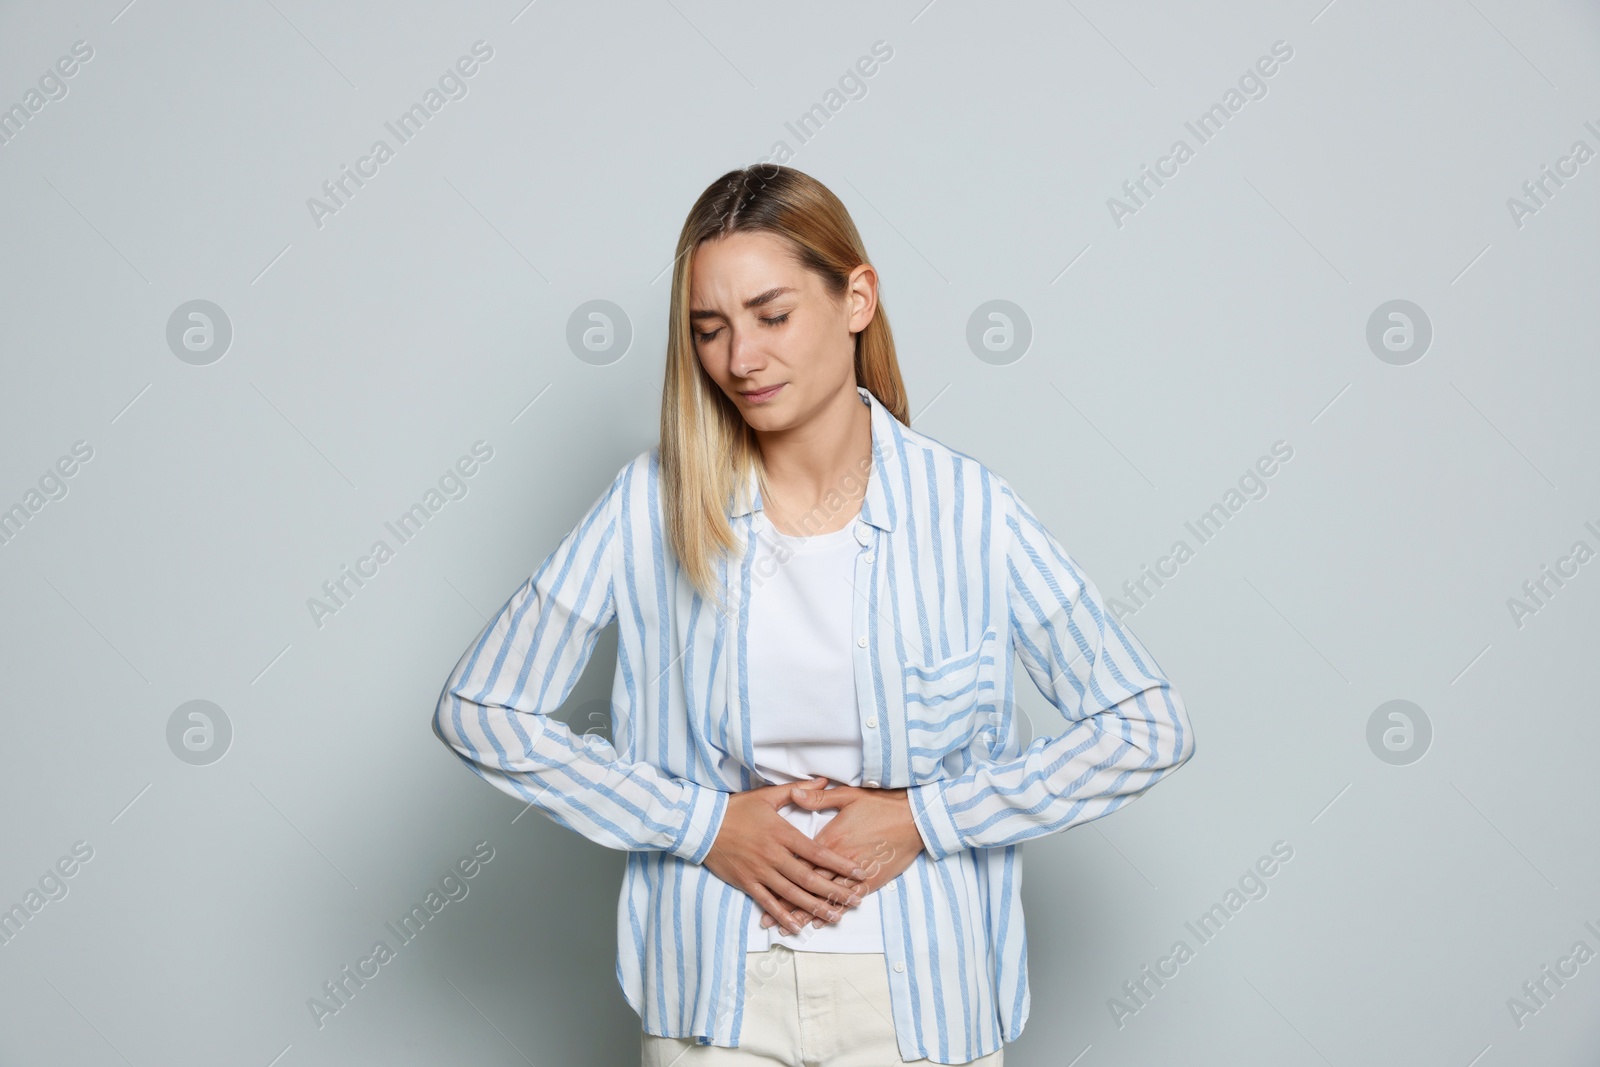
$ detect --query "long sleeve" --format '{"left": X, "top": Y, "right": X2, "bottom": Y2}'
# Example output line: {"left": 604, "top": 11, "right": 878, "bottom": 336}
{"left": 431, "top": 469, "right": 729, "bottom": 863}
{"left": 908, "top": 476, "right": 1195, "bottom": 861}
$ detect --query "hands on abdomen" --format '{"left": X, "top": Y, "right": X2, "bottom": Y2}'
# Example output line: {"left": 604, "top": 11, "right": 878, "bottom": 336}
{"left": 701, "top": 777, "right": 871, "bottom": 934}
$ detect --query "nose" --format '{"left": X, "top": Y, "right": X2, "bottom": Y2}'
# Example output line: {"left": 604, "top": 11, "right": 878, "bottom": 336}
{"left": 728, "top": 328, "right": 765, "bottom": 378}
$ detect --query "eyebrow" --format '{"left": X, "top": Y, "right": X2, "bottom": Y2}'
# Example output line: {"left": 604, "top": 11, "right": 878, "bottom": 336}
{"left": 688, "top": 286, "right": 797, "bottom": 321}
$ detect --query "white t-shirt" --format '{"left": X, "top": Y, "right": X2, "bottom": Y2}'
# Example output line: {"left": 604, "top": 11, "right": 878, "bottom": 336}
{"left": 743, "top": 511, "right": 886, "bottom": 954}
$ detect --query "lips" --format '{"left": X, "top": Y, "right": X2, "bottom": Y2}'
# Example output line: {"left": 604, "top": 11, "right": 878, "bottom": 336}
{"left": 740, "top": 383, "right": 785, "bottom": 403}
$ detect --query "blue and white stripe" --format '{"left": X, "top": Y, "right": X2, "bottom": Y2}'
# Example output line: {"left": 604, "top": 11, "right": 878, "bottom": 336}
{"left": 433, "top": 384, "right": 1195, "bottom": 1064}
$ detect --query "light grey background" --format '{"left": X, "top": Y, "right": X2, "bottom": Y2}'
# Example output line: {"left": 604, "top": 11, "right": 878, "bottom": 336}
{"left": 3, "top": 0, "right": 1598, "bottom": 1063}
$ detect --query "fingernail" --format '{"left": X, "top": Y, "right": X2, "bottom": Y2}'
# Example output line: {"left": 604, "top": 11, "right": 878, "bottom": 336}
{"left": 851, "top": 868, "right": 867, "bottom": 879}
{"left": 847, "top": 894, "right": 862, "bottom": 906}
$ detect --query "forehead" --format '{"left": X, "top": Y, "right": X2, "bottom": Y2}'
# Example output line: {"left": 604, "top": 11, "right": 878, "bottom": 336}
{"left": 688, "top": 231, "right": 811, "bottom": 302}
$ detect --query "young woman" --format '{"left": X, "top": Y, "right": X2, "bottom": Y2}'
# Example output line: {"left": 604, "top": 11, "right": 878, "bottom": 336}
{"left": 433, "top": 165, "right": 1196, "bottom": 1066}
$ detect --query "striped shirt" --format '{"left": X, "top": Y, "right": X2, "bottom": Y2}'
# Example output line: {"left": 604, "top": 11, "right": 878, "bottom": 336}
{"left": 432, "top": 384, "right": 1195, "bottom": 1064}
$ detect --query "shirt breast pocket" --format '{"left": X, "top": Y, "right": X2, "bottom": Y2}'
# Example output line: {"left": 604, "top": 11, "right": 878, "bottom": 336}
{"left": 902, "top": 626, "right": 1001, "bottom": 782}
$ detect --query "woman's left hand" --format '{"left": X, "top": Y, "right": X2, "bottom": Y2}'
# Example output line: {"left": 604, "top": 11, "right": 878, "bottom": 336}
{"left": 758, "top": 779, "right": 925, "bottom": 929}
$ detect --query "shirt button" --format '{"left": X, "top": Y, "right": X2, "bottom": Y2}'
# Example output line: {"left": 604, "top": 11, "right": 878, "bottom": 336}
{"left": 865, "top": 717, "right": 878, "bottom": 728}
{"left": 857, "top": 636, "right": 868, "bottom": 648}
{"left": 863, "top": 552, "right": 875, "bottom": 563}
{"left": 893, "top": 961, "right": 906, "bottom": 973}
{"left": 855, "top": 524, "right": 870, "bottom": 546}
{"left": 864, "top": 779, "right": 879, "bottom": 788}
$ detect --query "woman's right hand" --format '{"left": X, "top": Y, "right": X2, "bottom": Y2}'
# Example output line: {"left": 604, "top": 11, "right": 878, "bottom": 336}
{"left": 701, "top": 777, "right": 867, "bottom": 934}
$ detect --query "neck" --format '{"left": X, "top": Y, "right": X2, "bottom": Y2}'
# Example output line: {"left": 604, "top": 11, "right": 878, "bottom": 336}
{"left": 755, "top": 383, "right": 872, "bottom": 535}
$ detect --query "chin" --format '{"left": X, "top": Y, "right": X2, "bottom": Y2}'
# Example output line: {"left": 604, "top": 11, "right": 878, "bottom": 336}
{"left": 740, "top": 409, "right": 784, "bottom": 430}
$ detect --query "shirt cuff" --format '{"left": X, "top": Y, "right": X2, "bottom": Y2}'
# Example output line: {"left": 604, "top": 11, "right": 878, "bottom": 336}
{"left": 908, "top": 780, "right": 964, "bottom": 861}
{"left": 668, "top": 782, "right": 730, "bottom": 865}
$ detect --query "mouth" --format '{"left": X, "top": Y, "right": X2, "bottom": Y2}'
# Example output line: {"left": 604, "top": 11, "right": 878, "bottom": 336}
{"left": 739, "top": 383, "right": 785, "bottom": 404}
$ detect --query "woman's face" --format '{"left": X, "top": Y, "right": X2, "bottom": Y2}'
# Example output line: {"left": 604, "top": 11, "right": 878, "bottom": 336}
{"left": 689, "top": 229, "right": 875, "bottom": 432}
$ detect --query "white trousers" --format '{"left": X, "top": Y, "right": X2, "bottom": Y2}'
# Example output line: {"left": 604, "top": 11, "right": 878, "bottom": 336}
{"left": 640, "top": 944, "right": 1004, "bottom": 1066}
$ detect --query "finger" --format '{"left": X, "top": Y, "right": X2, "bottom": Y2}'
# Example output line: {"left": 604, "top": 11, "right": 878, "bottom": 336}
{"left": 784, "top": 857, "right": 864, "bottom": 921}
{"left": 818, "top": 860, "right": 877, "bottom": 896}
{"left": 765, "top": 856, "right": 841, "bottom": 926}
{"left": 771, "top": 823, "right": 859, "bottom": 880}
{"left": 778, "top": 854, "right": 863, "bottom": 911}
{"left": 760, "top": 908, "right": 810, "bottom": 929}
{"left": 769, "top": 900, "right": 821, "bottom": 929}
{"left": 751, "top": 884, "right": 811, "bottom": 934}
{"left": 758, "top": 777, "right": 827, "bottom": 809}
{"left": 789, "top": 783, "right": 851, "bottom": 807}
{"left": 763, "top": 868, "right": 847, "bottom": 926}
{"left": 792, "top": 836, "right": 868, "bottom": 881}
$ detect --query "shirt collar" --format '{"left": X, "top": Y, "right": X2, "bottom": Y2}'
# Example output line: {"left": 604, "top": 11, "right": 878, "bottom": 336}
{"left": 728, "top": 384, "right": 898, "bottom": 532}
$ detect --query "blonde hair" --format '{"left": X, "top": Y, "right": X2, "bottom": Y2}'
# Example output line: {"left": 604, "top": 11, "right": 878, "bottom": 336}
{"left": 660, "top": 165, "right": 909, "bottom": 611}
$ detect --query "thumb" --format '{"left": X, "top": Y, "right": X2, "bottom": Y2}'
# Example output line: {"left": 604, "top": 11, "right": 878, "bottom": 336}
{"left": 790, "top": 780, "right": 838, "bottom": 804}
{"left": 760, "top": 776, "right": 826, "bottom": 808}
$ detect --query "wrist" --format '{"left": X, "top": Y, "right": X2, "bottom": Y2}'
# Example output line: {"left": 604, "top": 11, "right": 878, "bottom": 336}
{"left": 907, "top": 780, "right": 963, "bottom": 861}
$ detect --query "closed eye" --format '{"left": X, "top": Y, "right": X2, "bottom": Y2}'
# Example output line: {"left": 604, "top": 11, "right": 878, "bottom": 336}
{"left": 694, "top": 312, "right": 789, "bottom": 344}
